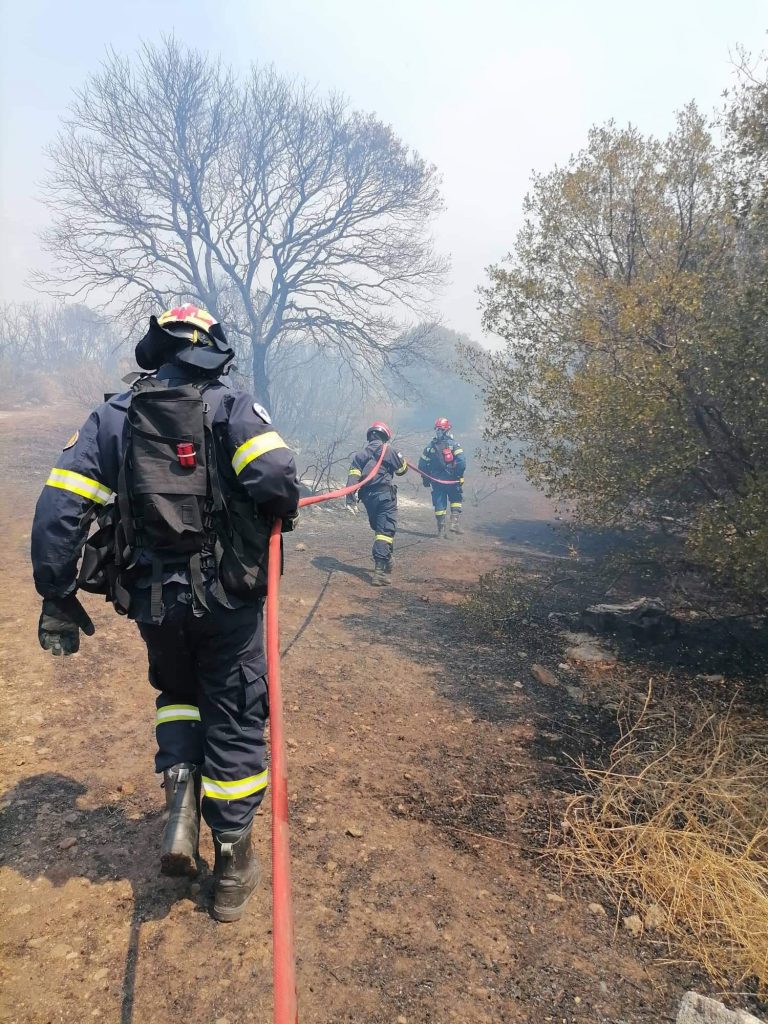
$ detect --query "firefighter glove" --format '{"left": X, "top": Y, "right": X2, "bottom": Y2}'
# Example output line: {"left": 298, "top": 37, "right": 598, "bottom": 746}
{"left": 281, "top": 510, "right": 299, "bottom": 533}
{"left": 38, "top": 594, "right": 96, "bottom": 656}
{"left": 422, "top": 476, "right": 431, "bottom": 488}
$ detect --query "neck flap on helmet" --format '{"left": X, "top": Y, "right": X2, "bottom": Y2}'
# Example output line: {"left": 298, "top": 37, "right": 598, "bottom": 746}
{"left": 135, "top": 315, "right": 235, "bottom": 376}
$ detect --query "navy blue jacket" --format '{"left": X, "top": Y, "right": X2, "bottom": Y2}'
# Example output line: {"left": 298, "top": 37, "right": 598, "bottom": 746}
{"left": 31, "top": 365, "right": 299, "bottom": 600}
{"left": 418, "top": 435, "right": 466, "bottom": 482}
{"left": 346, "top": 440, "right": 407, "bottom": 501}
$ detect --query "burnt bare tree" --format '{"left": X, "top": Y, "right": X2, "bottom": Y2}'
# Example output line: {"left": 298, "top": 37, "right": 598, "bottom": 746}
{"left": 35, "top": 39, "right": 448, "bottom": 406}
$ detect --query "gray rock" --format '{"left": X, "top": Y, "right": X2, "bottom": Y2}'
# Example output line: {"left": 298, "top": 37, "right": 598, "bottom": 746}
{"left": 582, "top": 597, "right": 678, "bottom": 640}
{"left": 566, "top": 642, "right": 617, "bottom": 667}
{"left": 677, "top": 993, "right": 763, "bottom": 1024}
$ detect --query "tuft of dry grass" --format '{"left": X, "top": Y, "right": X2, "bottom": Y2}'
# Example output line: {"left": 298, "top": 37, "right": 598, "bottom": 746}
{"left": 558, "top": 685, "right": 768, "bottom": 992}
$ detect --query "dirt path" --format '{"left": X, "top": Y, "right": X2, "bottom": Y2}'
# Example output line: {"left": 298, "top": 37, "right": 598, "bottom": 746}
{"left": 0, "top": 409, "right": 696, "bottom": 1024}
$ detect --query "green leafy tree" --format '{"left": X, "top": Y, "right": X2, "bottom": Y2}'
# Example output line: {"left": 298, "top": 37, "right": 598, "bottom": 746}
{"left": 471, "top": 78, "right": 768, "bottom": 602}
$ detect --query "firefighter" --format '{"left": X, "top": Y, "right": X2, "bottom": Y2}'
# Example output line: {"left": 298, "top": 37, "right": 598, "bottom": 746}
{"left": 345, "top": 421, "right": 408, "bottom": 586}
{"left": 418, "top": 417, "right": 466, "bottom": 537}
{"left": 31, "top": 304, "right": 300, "bottom": 923}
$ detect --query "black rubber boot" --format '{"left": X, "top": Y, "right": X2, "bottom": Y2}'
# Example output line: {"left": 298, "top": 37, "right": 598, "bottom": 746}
{"left": 212, "top": 824, "right": 260, "bottom": 923}
{"left": 437, "top": 519, "right": 448, "bottom": 539}
{"left": 449, "top": 512, "right": 463, "bottom": 535}
{"left": 372, "top": 560, "right": 391, "bottom": 586}
{"left": 161, "top": 763, "right": 201, "bottom": 878}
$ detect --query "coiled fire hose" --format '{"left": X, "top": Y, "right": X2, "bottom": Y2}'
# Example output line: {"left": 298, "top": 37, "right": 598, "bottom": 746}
{"left": 266, "top": 444, "right": 388, "bottom": 1024}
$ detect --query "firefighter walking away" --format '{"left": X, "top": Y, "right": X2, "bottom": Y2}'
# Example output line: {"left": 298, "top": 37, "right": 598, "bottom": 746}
{"left": 418, "top": 417, "right": 466, "bottom": 537}
{"left": 31, "top": 304, "right": 300, "bottom": 923}
{"left": 345, "top": 421, "right": 408, "bottom": 586}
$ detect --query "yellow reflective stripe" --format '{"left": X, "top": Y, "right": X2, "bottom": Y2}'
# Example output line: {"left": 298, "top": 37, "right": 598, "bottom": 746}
{"left": 202, "top": 770, "right": 269, "bottom": 800}
{"left": 454, "top": 448, "right": 464, "bottom": 455}
{"left": 45, "top": 468, "right": 113, "bottom": 505}
{"left": 450, "top": 502, "right": 463, "bottom": 508}
{"left": 232, "top": 431, "right": 289, "bottom": 475}
{"left": 374, "top": 533, "right": 394, "bottom": 544}
{"left": 348, "top": 468, "right": 362, "bottom": 477}
{"left": 156, "top": 704, "right": 200, "bottom": 726}
{"left": 435, "top": 510, "right": 447, "bottom": 516}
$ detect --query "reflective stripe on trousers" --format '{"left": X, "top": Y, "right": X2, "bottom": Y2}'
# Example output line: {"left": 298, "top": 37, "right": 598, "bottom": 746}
{"left": 140, "top": 591, "right": 269, "bottom": 833}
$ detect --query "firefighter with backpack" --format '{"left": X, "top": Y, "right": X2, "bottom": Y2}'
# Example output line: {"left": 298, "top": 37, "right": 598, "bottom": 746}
{"left": 31, "top": 305, "right": 300, "bottom": 923}
{"left": 418, "top": 417, "right": 466, "bottom": 538}
{"left": 345, "top": 421, "right": 408, "bottom": 586}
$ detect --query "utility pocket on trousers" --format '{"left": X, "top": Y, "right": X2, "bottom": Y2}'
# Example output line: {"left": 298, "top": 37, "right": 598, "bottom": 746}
{"left": 239, "top": 660, "right": 269, "bottom": 720}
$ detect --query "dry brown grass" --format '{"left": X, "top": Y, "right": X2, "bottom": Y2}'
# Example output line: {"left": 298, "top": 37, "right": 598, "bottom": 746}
{"left": 558, "top": 685, "right": 768, "bottom": 992}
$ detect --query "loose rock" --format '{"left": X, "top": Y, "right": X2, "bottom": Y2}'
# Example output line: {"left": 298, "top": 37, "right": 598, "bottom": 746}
{"left": 644, "top": 903, "right": 666, "bottom": 930}
{"left": 582, "top": 597, "right": 677, "bottom": 640}
{"left": 58, "top": 837, "right": 77, "bottom": 850}
{"left": 346, "top": 826, "right": 363, "bottom": 838}
{"left": 566, "top": 642, "right": 617, "bottom": 667}
{"left": 622, "top": 914, "right": 643, "bottom": 937}
{"left": 531, "top": 664, "right": 558, "bottom": 688}
{"left": 677, "top": 992, "right": 762, "bottom": 1023}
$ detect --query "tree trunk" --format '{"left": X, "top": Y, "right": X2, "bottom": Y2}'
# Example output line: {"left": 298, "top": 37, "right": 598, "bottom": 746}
{"left": 250, "top": 340, "right": 271, "bottom": 410}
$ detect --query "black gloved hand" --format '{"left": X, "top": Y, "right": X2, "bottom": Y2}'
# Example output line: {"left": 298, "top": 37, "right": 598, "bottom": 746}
{"left": 422, "top": 476, "right": 431, "bottom": 488}
{"left": 281, "top": 510, "right": 299, "bottom": 533}
{"left": 38, "top": 594, "right": 95, "bottom": 657}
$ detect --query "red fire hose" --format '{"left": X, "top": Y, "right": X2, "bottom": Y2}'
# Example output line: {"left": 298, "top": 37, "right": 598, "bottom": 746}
{"left": 406, "top": 461, "right": 462, "bottom": 486}
{"left": 265, "top": 444, "right": 388, "bottom": 1024}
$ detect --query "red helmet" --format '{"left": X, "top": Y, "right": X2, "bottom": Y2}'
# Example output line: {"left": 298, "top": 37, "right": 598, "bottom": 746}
{"left": 435, "top": 417, "right": 452, "bottom": 432}
{"left": 366, "top": 420, "right": 392, "bottom": 442}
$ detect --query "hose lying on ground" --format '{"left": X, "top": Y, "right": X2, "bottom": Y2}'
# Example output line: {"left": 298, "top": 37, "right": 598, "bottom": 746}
{"left": 265, "top": 443, "right": 388, "bottom": 1024}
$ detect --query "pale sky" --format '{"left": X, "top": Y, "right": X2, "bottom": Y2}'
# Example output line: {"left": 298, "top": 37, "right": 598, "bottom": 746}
{"left": 0, "top": 0, "right": 765, "bottom": 342}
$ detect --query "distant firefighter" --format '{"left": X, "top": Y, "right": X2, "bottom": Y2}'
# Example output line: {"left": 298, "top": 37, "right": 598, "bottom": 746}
{"left": 346, "top": 421, "right": 408, "bottom": 586}
{"left": 418, "top": 417, "right": 466, "bottom": 537}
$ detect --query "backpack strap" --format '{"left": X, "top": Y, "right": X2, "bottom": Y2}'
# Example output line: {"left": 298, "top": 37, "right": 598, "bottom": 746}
{"left": 150, "top": 554, "right": 164, "bottom": 623}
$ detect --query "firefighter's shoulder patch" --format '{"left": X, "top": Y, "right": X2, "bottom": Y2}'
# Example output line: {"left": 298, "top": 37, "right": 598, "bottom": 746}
{"left": 252, "top": 403, "right": 272, "bottom": 424}
{"left": 62, "top": 430, "right": 79, "bottom": 450}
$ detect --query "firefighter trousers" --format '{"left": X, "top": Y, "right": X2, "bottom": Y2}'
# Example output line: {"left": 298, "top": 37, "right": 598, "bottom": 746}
{"left": 431, "top": 481, "right": 463, "bottom": 519}
{"left": 135, "top": 587, "right": 269, "bottom": 833}
{"left": 362, "top": 489, "right": 397, "bottom": 564}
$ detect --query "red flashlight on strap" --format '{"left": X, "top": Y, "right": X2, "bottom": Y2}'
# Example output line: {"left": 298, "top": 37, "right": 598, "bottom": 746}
{"left": 177, "top": 442, "right": 196, "bottom": 468}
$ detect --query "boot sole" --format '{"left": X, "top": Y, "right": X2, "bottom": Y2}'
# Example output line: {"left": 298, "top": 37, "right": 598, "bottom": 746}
{"left": 160, "top": 850, "right": 198, "bottom": 878}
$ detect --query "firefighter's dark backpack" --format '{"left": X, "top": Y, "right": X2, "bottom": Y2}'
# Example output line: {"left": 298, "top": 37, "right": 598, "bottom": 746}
{"left": 79, "top": 376, "right": 272, "bottom": 619}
